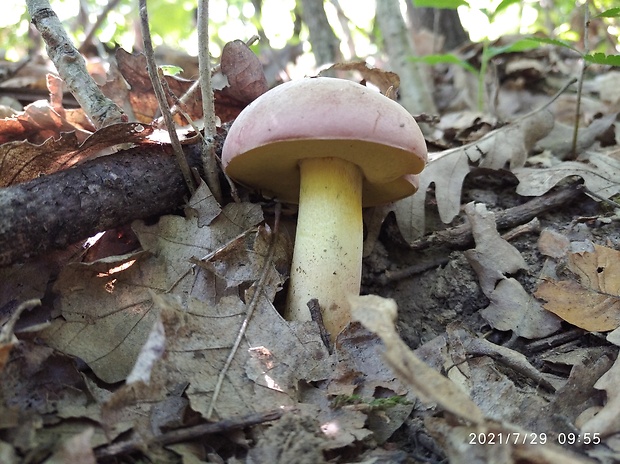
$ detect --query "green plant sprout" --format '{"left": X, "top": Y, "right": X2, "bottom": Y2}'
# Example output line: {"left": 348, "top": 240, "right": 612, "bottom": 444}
{"left": 410, "top": 1, "right": 620, "bottom": 154}
{"left": 526, "top": 5, "right": 620, "bottom": 157}
{"left": 159, "top": 64, "right": 184, "bottom": 76}
{"left": 410, "top": 0, "right": 534, "bottom": 111}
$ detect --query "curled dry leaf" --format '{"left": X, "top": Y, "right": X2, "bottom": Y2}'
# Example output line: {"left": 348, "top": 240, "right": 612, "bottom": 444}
{"left": 220, "top": 40, "right": 269, "bottom": 103}
{"left": 463, "top": 202, "right": 561, "bottom": 338}
{"left": 581, "top": 354, "right": 620, "bottom": 437}
{"left": 393, "top": 109, "right": 555, "bottom": 242}
{"left": 483, "top": 278, "right": 562, "bottom": 339}
{"left": 0, "top": 100, "right": 91, "bottom": 145}
{"left": 320, "top": 61, "right": 400, "bottom": 96}
{"left": 0, "top": 122, "right": 152, "bottom": 187}
{"left": 535, "top": 243, "right": 620, "bottom": 332}
{"left": 463, "top": 202, "right": 528, "bottom": 295}
{"left": 515, "top": 149, "right": 620, "bottom": 199}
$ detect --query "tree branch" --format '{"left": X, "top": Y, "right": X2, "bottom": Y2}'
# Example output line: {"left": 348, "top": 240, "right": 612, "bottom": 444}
{"left": 138, "top": 0, "right": 197, "bottom": 194}
{"left": 198, "top": 0, "right": 223, "bottom": 204}
{"left": 0, "top": 145, "right": 202, "bottom": 266}
{"left": 26, "top": 0, "right": 125, "bottom": 128}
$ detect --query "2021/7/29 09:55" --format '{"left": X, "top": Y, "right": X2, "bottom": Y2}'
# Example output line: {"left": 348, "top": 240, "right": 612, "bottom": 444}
{"left": 468, "top": 431, "right": 601, "bottom": 446}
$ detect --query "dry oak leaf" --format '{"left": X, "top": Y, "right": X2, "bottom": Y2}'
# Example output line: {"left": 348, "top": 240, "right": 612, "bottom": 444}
{"left": 321, "top": 61, "right": 400, "bottom": 96}
{"left": 114, "top": 49, "right": 199, "bottom": 124}
{"left": 482, "top": 278, "right": 561, "bottom": 339}
{"left": 0, "top": 122, "right": 152, "bottom": 187}
{"left": 393, "top": 109, "right": 554, "bottom": 242}
{"left": 535, "top": 112, "right": 617, "bottom": 159}
{"left": 463, "top": 202, "right": 561, "bottom": 338}
{"left": 0, "top": 100, "right": 93, "bottom": 146}
{"left": 535, "top": 243, "right": 620, "bottom": 332}
{"left": 515, "top": 149, "right": 620, "bottom": 199}
{"left": 463, "top": 202, "right": 528, "bottom": 294}
{"left": 38, "top": 201, "right": 265, "bottom": 383}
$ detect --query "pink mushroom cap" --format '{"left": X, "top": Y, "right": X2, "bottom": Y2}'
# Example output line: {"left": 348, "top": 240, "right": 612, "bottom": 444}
{"left": 222, "top": 77, "right": 427, "bottom": 207}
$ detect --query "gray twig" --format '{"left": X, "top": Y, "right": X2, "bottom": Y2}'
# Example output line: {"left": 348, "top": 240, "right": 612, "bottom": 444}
{"left": 26, "top": 0, "right": 125, "bottom": 128}
{"left": 138, "top": 0, "right": 196, "bottom": 194}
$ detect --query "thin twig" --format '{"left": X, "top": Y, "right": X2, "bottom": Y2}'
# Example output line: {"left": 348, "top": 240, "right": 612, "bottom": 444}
{"left": 138, "top": 0, "right": 196, "bottom": 194}
{"left": 524, "top": 328, "right": 585, "bottom": 354}
{"left": 159, "top": 76, "right": 203, "bottom": 137}
{"left": 570, "top": 0, "right": 590, "bottom": 160}
{"left": 77, "top": 0, "right": 122, "bottom": 53}
{"left": 579, "top": 185, "right": 620, "bottom": 208}
{"left": 376, "top": 257, "right": 450, "bottom": 285}
{"left": 401, "top": 184, "right": 583, "bottom": 253}
{"left": 94, "top": 408, "right": 286, "bottom": 459}
{"left": 307, "top": 298, "right": 332, "bottom": 354}
{"left": 166, "top": 79, "right": 201, "bottom": 121}
{"left": 500, "top": 217, "right": 541, "bottom": 242}
{"left": 207, "top": 204, "right": 282, "bottom": 419}
{"left": 26, "top": 0, "right": 125, "bottom": 128}
{"left": 0, "top": 299, "right": 41, "bottom": 341}
{"left": 197, "top": 0, "right": 223, "bottom": 204}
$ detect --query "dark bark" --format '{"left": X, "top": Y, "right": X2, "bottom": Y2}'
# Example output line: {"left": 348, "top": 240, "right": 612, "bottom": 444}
{"left": 406, "top": 3, "right": 469, "bottom": 51}
{"left": 0, "top": 145, "right": 201, "bottom": 266}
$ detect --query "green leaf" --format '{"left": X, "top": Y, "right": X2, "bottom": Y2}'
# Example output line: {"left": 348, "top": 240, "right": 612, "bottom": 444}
{"left": 159, "top": 65, "right": 184, "bottom": 76}
{"left": 524, "top": 37, "right": 581, "bottom": 54}
{"left": 411, "top": 0, "right": 469, "bottom": 9}
{"left": 584, "top": 53, "right": 620, "bottom": 66}
{"left": 409, "top": 53, "right": 478, "bottom": 74}
{"left": 486, "top": 39, "right": 540, "bottom": 57}
{"left": 595, "top": 7, "right": 620, "bottom": 18}
{"left": 494, "top": 0, "right": 522, "bottom": 15}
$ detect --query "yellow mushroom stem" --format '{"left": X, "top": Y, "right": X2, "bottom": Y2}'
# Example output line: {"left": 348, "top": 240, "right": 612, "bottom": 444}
{"left": 285, "top": 156, "right": 363, "bottom": 340}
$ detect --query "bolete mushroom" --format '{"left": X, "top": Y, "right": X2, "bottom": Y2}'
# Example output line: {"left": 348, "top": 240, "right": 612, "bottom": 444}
{"left": 222, "top": 77, "right": 427, "bottom": 340}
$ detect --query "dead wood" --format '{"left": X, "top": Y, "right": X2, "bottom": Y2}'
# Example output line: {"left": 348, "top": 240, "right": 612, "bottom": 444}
{"left": 0, "top": 144, "right": 202, "bottom": 266}
{"left": 407, "top": 183, "right": 584, "bottom": 252}
{"left": 94, "top": 408, "right": 285, "bottom": 459}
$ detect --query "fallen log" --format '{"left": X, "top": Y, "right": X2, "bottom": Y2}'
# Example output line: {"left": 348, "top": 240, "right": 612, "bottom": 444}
{"left": 0, "top": 144, "right": 202, "bottom": 266}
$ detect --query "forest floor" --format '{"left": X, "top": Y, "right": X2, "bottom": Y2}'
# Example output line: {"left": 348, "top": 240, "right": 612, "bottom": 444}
{"left": 1, "top": 35, "right": 620, "bottom": 464}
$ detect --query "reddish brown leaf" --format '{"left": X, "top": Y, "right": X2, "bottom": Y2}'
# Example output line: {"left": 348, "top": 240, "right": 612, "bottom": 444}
{"left": 0, "top": 122, "right": 153, "bottom": 187}
{"left": 220, "top": 40, "right": 268, "bottom": 104}
{"left": 322, "top": 61, "right": 400, "bottom": 96}
{"left": 0, "top": 101, "right": 91, "bottom": 145}
{"left": 114, "top": 49, "right": 201, "bottom": 124}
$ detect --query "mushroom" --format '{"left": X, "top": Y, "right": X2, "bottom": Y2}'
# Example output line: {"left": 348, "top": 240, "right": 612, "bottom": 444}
{"left": 222, "top": 77, "right": 427, "bottom": 340}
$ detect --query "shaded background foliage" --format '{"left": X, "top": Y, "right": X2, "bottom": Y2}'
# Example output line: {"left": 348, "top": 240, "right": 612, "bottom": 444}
{"left": 2, "top": 0, "right": 618, "bottom": 74}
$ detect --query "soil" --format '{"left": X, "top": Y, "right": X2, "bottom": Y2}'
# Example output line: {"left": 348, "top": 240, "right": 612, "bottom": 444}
{"left": 359, "top": 177, "right": 618, "bottom": 462}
